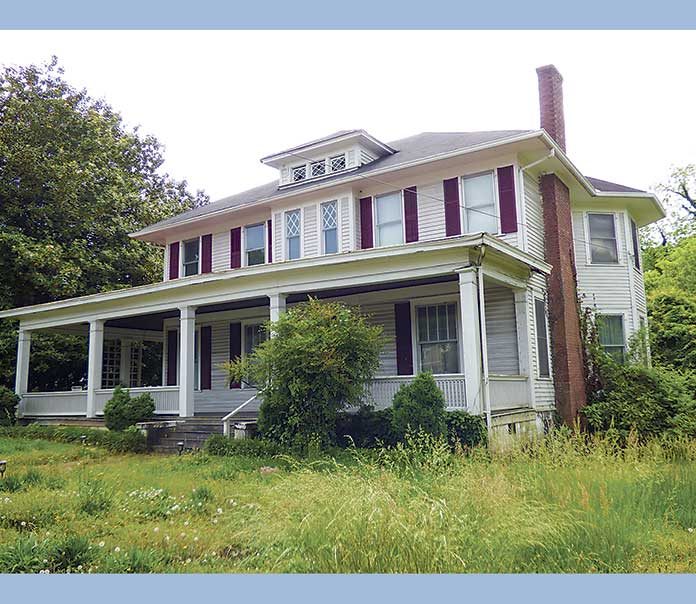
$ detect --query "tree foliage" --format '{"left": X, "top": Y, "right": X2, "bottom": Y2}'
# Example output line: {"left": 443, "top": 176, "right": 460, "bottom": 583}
{"left": 0, "top": 57, "right": 207, "bottom": 390}
{"left": 223, "top": 299, "right": 383, "bottom": 449}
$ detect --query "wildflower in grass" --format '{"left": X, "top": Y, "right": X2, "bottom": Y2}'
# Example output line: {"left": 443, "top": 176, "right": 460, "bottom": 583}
{"left": 689, "top": 528, "right": 694, "bottom": 533}
{"left": 20, "top": 521, "right": 26, "bottom": 526}
{"left": 165, "top": 535, "right": 170, "bottom": 542}
{"left": 194, "top": 536, "right": 199, "bottom": 542}
{"left": 180, "top": 532, "right": 186, "bottom": 537}
{"left": 212, "top": 519, "right": 218, "bottom": 524}
{"left": 217, "top": 508, "right": 223, "bottom": 514}
{"left": 154, "top": 527, "right": 159, "bottom": 532}
{"left": 114, "top": 547, "right": 120, "bottom": 553}
{"left": 184, "top": 520, "right": 189, "bottom": 526}
{"left": 99, "top": 541, "right": 105, "bottom": 548}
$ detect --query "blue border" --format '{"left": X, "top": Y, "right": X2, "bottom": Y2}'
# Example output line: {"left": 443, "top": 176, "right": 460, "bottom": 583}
{"left": 0, "top": 0, "right": 695, "bottom": 28}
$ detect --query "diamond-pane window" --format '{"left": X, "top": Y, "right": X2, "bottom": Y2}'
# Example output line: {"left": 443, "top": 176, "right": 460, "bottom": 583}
{"left": 292, "top": 165, "right": 306, "bottom": 182}
{"left": 321, "top": 200, "right": 337, "bottom": 230}
{"left": 311, "top": 161, "right": 326, "bottom": 177}
{"left": 286, "top": 209, "right": 301, "bottom": 260}
{"left": 330, "top": 154, "right": 346, "bottom": 172}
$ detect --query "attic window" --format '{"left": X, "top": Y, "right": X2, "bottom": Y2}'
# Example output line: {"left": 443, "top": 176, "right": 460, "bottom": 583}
{"left": 330, "top": 154, "right": 346, "bottom": 172}
{"left": 292, "top": 165, "right": 306, "bottom": 182}
{"left": 311, "top": 161, "right": 326, "bottom": 177}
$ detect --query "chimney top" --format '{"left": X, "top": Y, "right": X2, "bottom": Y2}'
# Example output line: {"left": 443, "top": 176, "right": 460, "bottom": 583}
{"left": 536, "top": 64, "right": 566, "bottom": 152}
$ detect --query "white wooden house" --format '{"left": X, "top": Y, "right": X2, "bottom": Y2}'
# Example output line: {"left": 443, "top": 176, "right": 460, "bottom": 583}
{"left": 1, "top": 65, "right": 664, "bottom": 433}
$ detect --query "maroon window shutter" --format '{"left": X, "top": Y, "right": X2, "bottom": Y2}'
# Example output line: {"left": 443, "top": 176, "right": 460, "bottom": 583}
{"left": 166, "top": 330, "right": 178, "bottom": 386}
{"left": 200, "top": 325, "right": 212, "bottom": 390}
{"left": 229, "top": 322, "right": 241, "bottom": 388}
{"left": 230, "top": 227, "right": 241, "bottom": 269}
{"left": 267, "top": 219, "right": 273, "bottom": 263}
{"left": 359, "top": 196, "right": 373, "bottom": 249}
{"left": 394, "top": 302, "right": 414, "bottom": 375}
{"left": 497, "top": 165, "right": 518, "bottom": 234}
{"left": 404, "top": 187, "right": 419, "bottom": 243}
{"left": 201, "top": 234, "right": 213, "bottom": 273}
{"left": 443, "top": 178, "right": 461, "bottom": 236}
{"left": 168, "top": 242, "right": 179, "bottom": 280}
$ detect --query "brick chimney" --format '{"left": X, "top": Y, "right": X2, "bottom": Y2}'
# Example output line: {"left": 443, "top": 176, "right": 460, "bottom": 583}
{"left": 536, "top": 65, "right": 586, "bottom": 424}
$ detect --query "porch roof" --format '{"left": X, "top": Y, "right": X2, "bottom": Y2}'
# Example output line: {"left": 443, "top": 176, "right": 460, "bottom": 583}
{"left": 0, "top": 233, "right": 551, "bottom": 330}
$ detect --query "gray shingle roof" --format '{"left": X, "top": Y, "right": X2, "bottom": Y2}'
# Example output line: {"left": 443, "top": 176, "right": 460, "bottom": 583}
{"left": 586, "top": 176, "right": 645, "bottom": 194}
{"left": 137, "top": 130, "right": 533, "bottom": 233}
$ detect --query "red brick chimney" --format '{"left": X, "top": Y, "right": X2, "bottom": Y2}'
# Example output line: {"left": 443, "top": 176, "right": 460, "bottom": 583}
{"left": 536, "top": 65, "right": 586, "bottom": 424}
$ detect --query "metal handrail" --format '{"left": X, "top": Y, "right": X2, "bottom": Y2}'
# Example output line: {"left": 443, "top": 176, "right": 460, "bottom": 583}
{"left": 222, "top": 390, "right": 263, "bottom": 436}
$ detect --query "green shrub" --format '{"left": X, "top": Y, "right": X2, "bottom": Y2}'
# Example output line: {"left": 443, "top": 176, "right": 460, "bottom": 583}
{"left": 582, "top": 362, "right": 696, "bottom": 440}
{"left": 0, "top": 424, "right": 147, "bottom": 453}
{"left": 104, "top": 385, "right": 155, "bottom": 431}
{"left": 0, "top": 386, "right": 20, "bottom": 426}
{"left": 391, "top": 373, "right": 447, "bottom": 441}
{"left": 445, "top": 410, "right": 488, "bottom": 448}
{"left": 334, "top": 406, "right": 395, "bottom": 448}
{"left": 204, "top": 434, "right": 282, "bottom": 458}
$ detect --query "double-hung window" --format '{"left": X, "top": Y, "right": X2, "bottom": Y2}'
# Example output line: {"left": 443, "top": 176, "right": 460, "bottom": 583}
{"left": 285, "top": 209, "right": 301, "bottom": 260}
{"left": 598, "top": 315, "right": 625, "bottom": 362}
{"left": 534, "top": 299, "right": 550, "bottom": 377}
{"left": 182, "top": 238, "right": 200, "bottom": 276}
{"left": 245, "top": 223, "right": 265, "bottom": 266}
{"left": 462, "top": 172, "right": 498, "bottom": 234}
{"left": 375, "top": 192, "right": 403, "bottom": 247}
{"left": 321, "top": 200, "right": 338, "bottom": 254}
{"left": 416, "top": 302, "right": 459, "bottom": 374}
{"left": 588, "top": 213, "right": 619, "bottom": 264}
{"left": 243, "top": 323, "right": 267, "bottom": 387}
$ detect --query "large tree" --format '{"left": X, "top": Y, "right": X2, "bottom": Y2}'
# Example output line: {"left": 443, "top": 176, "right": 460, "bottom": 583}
{"left": 0, "top": 58, "right": 208, "bottom": 389}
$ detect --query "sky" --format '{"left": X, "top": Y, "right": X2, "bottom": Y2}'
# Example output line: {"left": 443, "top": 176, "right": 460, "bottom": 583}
{"left": 0, "top": 30, "right": 693, "bottom": 202}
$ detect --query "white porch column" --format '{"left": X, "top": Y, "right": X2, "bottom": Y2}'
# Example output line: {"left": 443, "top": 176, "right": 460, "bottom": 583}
{"left": 119, "top": 339, "right": 131, "bottom": 388}
{"left": 86, "top": 319, "right": 105, "bottom": 418}
{"left": 458, "top": 269, "right": 484, "bottom": 416}
{"left": 269, "top": 293, "right": 287, "bottom": 335}
{"left": 178, "top": 306, "right": 196, "bottom": 418}
{"left": 15, "top": 328, "right": 32, "bottom": 418}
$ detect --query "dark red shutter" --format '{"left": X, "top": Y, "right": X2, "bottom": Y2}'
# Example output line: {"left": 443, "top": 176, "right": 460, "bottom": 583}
{"left": 404, "top": 187, "right": 419, "bottom": 243}
{"left": 201, "top": 234, "right": 212, "bottom": 273}
{"left": 230, "top": 227, "right": 241, "bottom": 269}
{"left": 497, "top": 165, "right": 518, "bottom": 234}
{"left": 443, "top": 178, "right": 461, "bottom": 236}
{"left": 394, "top": 302, "right": 414, "bottom": 375}
{"left": 166, "top": 329, "right": 178, "bottom": 386}
{"left": 168, "top": 242, "right": 179, "bottom": 280}
{"left": 359, "top": 196, "right": 373, "bottom": 249}
{"left": 229, "top": 322, "right": 241, "bottom": 388}
{"left": 200, "top": 325, "right": 212, "bottom": 390}
{"left": 267, "top": 219, "right": 273, "bottom": 263}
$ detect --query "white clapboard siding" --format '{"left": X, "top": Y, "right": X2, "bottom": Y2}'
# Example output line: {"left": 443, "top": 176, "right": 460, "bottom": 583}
{"left": 339, "top": 197, "right": 351, "bottom": 253}
{"left": 212, "top": 231, "right": 229, "bottom": 272}
{"left": 417, "top": 181, "right": 446, "bottom": 242}
{"left": 354, "top": 198, "right": 362, "bottom": 250}
{"left": 529, "top": 273, "right": 555, "bottom": 409}
{"left": 273, "top": 211, "right": 282, "bottom": 262}
{"left": 524, "top": 172, "right": 546, "bottom": 261}
{"left": 484, "top": 283, "right": 520, "bottom": 374}
{"left": 208, "top": 320, "right": 231, "bottom": 390}
{"left": 303, "top": 205, "right": 319, "bottom": 257}
{"left": 359, "top": 302, "right": 397, "bottom": 376}
{"left": 163, "top": 245, "right": 169, "bottom": 281}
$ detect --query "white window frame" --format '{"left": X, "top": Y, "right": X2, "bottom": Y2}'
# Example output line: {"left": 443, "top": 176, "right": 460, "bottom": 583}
{"left": 373, "top": 190, "right": 405, "bottom": 248}
{"left": 310, "top": 160, "right": 327, "bottom": 178}
{"left": 329, "top": 154, "right": 346, "bottom": 173}
{"left": 409, "top": 294, "right": 463, "bottom": 376}
{"left": 533, "top": 296, "right": 552, "bottom": 379}
{"left": 243, "top": 222, "right": 266, "bottom": 267}
{"left": 585, "top": 212, "right": 620, "bottom": 265}
{"left": 319, "top": 199, "right": 340, "bottom": 255}
{"left": 284, "top": 208, "right": 303, "bottom": 261}
{"left": 460, "top": 170, "right": 500, "bottom": 235}
{"left": 597, "top": 313, "right": 627, "bottom": 361}
{"left": 180, "top": 236, "right": 201, "bottom": 277}
{"left": 291, "top": 164, "right": 307, "bottom": 182}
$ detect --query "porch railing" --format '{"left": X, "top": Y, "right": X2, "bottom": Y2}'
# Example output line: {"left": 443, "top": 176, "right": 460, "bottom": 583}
{"left": 94, "top": 386, "right": 180, "bottom": 415}
{"left": 365, "top": 374, "right": 467, "bottom": 410}
{"left": 21, "top": 391, "right": 88, "bottom": 416}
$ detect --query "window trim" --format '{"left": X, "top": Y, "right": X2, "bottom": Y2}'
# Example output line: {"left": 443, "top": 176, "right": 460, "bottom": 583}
{"left": 243, "top": 222, "right": 267, "bottom": 267}
{"left": 630, "top": 217, "right": 641, "bottom": 270}
{"left": 533, "top": 296, "right": 552, "bottom": 379}
{"left": 585, "top": 212, "right": 620, "bottom": 265}
{"left": 373, "top": 190, "right": 405, "bottom": 248}
{"left": 597, "top": 313, "right": 627, "bottom": 362}
{"left": 240, "top": 318, "right": 269, "bottom": 389}
{"left": 460, "top": 170, "right": 500, "bottom": 235}
{"left": 180, "top": 236, "right": 201, "bottom": 277}
{"left": 291, "top": 164, "right": 307, "bottom": 182}
{"left": 410, "top": 295, "right": 463, "bottom": 376}
{"left": 319, "top": 199, "right": 340, "bottom": 255}
{"left": 329, "top": 154, "right": 347, "bottom": 173}
{"left": 283, "top": 208, "right": 303, "bottom": 261}
{"left": 310, "top": 160, "right": 326, "bottom": 178}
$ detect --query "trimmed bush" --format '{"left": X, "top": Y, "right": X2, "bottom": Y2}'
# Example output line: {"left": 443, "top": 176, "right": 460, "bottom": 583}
{"left": 0, "top": 386, "right": 19, "bottom": 426}
{"left": 0, "top": 424, "right": 147, "bottom": 453}
{"left": 445, "top": 410, "right": 488, "bottom": 448}
{"left": 391, "top": 373, "right": 447, "bottom": 441}
{"left": 334, "top": 406, "right": 395, "bottom": 448}
{"left": 104, "top": 385, "right": 155, "bottom": 431}
{"left": 204, "top": 434, "right": 282, "bottom": 458}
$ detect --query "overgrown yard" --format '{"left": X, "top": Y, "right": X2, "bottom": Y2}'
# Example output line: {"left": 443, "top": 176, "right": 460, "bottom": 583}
{"left": 1, "top": 432, "right": 696, "bottom": 573}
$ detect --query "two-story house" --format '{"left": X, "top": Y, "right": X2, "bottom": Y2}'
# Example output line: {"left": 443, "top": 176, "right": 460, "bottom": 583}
{"left": 1, "top": 65, "right": 664, "bottom": 434}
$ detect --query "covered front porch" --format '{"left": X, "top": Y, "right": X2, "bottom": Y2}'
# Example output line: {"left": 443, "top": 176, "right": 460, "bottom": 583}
{"left": 7, "top": 234, "right": 552, "bottom": 423}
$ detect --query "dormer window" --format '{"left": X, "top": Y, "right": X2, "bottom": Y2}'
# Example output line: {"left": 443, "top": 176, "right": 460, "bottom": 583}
{"left": 330, "top": 154, "right": 346, "bottom": 172}
{"left": 311, "top": 160, "right": 326, "bottom": 177}
{"left": 292, "top": 165, "right": 306, "bottom": 182}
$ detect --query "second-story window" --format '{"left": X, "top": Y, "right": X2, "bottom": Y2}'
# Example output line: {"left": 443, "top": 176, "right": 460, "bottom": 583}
{"left": 588, "top": 213, "right": 619, "bottom": 264}
{"left": 245, "top": 223, "right": 265, "bottom": 266}
{"left": 462, "top": 172, "right": 498, "bottom": 234}
{"left": 182, "top": 238, "right": 200, "bottom": 276}
{"left": 321, "top": 200, "right": 338, "bottom": 254}
{"left": 330, "top": 154, "right": 346, "bottom": 172}
{"left": 311, "top": 160, "right": 326, "bottom": 177}
{"left": 375, "top": 191, "right": 403, "bottom": 247}
{"left": 286, "top": 209, "right": 301, "bottom": 260}
{"left": 292, "top": 165, "right": 306, "bottom": 182}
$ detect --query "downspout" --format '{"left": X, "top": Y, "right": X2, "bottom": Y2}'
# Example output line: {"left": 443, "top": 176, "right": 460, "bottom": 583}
{"left": 475, "top": 245, "right": 492, "bottom": 432}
